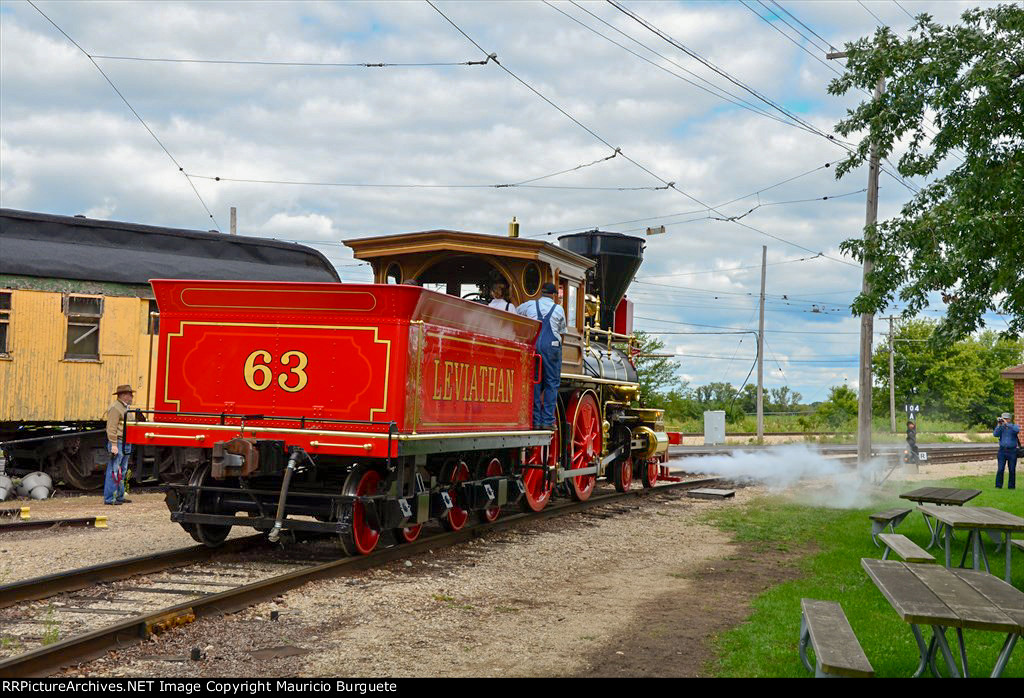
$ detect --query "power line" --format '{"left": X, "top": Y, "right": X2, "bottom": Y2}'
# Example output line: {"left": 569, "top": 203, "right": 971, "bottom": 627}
{"left": 891, "top": 1, "right": 916, "bottom": 22}
{"left": 632, "top": 253, "right": 824, "bottom": 279}
{"left": 607, "top": 0, "right": 919, "bottom": 196}
{"left": 427, "top": 1, "right": 860, "bottom": 268}
{"left": 857, "top": 0, "right": 889, "bottom": 27}
{"left": 186, "top": 172, "right": 669, "bottom": 191}
{"left": 90, "top": 55, "right": 496, "bottom": 68}
{"left": 635, "top": 316, "right": 865, "bottom": 335}
{"left": 769, "top": 1, "right": 836, "bottom": 51}
{"left": 674, "top": 352, "right": 859, "bottom": 363}
{"left": 27, "top": 1, "right": 222, "bottom": 231}
{"left": 529, "top": 161, "right": 836, "bottom": 237}
{"left": 546, "top": 1, "right": 821, "bottom": 136}
{"left": 741, "top": 1, "right": 845, "bottom": 79}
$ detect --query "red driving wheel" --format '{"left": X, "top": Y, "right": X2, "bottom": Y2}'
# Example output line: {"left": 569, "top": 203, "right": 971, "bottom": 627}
{"left": 395, "top": 523, "right": 422, "bottom": 543}
{"left": 479, "top": 458, "right": 503, "bottom": 523}
{"left": 612, "top": 455, "right": 633, "bottom": 493}
{"left": 641, "top": 457, "right": 659, "bottom": 488}
{"left": 522, "top": 424, "right": 558, "bottom": 512}
{"left": 566, "top": 392, "right": 600, "bottom": 501}
{"left": 340, "top": 466, "right": 382, "bottom": 555}
{"left": 441, "top": 460, "right": 470, "bottom": 532}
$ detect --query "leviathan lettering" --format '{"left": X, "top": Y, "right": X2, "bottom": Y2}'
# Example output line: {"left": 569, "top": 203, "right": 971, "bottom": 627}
{"left": 432, "top": 360, "right": 515, "bottom": 404}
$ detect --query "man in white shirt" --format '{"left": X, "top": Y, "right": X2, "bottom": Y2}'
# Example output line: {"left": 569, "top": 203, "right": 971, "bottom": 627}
{"left": 516, "top": 283, "right": 566, "bottom": 429}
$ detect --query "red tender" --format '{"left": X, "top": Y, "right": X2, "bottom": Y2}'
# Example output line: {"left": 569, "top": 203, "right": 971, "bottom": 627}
{"left": 128, "top": 280, "right": 540, "bottom": 457}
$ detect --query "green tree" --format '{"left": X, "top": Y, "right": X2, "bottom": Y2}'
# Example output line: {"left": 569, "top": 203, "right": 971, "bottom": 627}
{"left": 816, "top": 385, "right": 859, "bottom": 428}
{"left": 871, "top": 318, "right": 1023, "bottom": 425}
{"left": 829, "top": 5, "right": 1024, "bottom": 340}
{"left": 629, "top": 331, "right": 681, "bottom": 405}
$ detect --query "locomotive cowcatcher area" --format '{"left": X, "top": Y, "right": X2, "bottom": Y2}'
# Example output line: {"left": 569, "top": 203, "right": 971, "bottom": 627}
{"left": 1, "top": 460, "right": 1017, "bottom": 677}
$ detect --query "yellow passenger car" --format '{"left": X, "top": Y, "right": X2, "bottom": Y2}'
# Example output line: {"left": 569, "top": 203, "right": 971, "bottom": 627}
{"left": 0, "top": 208, "right": 338, "bottom": 487}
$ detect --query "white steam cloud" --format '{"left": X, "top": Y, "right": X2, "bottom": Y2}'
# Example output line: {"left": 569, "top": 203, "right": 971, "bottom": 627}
{"left": 676, "top": 444, "right": 891, "bottom": 509}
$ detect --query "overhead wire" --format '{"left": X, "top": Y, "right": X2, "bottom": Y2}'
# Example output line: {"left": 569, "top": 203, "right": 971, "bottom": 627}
{"left": 528, "top": 161, "right": 837, "bottom": 237}
{"left": 606, "top": 0, "right": 921, "bottom": 195}
{"left": 427, "top": 1, "right": 861, "bottom": 267}
{"left": 89, "top": 55, "right": 496, "bottom": 68}
{"left": 545, "top": 1, "right": 821, "bottom": 136}
{"left": 26, "top": 0, "right": 222, "bottom": 231}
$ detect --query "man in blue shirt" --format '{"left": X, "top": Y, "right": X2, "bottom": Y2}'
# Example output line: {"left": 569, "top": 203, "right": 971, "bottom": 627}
{"left": 993, "top": 412, "right": 1019, "bottom": 489}
{"left": 517, "top": 283, "right": 566, "bottom": 430}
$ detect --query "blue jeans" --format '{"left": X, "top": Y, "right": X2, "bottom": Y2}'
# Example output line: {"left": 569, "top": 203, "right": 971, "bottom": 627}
{"left": 104, "top": 442, "right": 132, "bottom": 503}
{"left": 533, "top": 347, "right": 561, "bottom": 428}
{"left": 996, "top": 447, "right": 1017, "bottom": 489}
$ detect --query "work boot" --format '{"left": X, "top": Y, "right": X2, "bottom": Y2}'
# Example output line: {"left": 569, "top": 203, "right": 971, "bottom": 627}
{"left": 117, "top": 498, "right": 133, "bottom": 504}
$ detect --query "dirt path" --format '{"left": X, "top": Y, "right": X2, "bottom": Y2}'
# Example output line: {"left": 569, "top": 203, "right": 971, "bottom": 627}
{"left": 54, "top": 484, "right": 776, "bottom": 678}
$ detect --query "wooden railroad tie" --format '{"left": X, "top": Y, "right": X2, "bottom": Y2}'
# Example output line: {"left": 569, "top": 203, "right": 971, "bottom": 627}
{"left": 686, "top": 488, "right": 735, "bottom": 500}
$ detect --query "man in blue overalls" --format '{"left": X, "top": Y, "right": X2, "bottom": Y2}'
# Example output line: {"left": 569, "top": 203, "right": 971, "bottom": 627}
{"left": 517, "top": 282, "right": 566, "bottom": 429}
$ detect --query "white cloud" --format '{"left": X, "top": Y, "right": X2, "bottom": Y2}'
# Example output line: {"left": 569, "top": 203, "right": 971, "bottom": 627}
{"left": 0, "top": 0, "right": 1002, "bottom": 396}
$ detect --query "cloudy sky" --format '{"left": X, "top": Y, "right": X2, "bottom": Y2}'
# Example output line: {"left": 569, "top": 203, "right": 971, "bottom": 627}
{"left": 1, "top": 0, "right": 1008, "bottom": 403}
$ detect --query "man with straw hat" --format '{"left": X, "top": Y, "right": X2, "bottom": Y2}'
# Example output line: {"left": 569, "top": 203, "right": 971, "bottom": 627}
{"left": 104, "top": 385, "right": 135, "bottom": 505}
{"left": 994, "top": 412, "right": 1019, "bottom": 490}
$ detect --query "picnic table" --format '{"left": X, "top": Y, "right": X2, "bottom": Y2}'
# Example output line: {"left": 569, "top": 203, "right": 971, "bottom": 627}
{"left": 917, "top": 506, "right": 1024, "bottom": 583}
{"left": 862, "top": 558, "right": 1023, "bottom": 678}
{"left": 900, "top": 487, "right": 982, "bottom": 548}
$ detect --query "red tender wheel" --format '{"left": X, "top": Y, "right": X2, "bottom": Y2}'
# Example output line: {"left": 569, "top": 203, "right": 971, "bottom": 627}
{"left": 479, "top": 458, "right": 503, "bottom": 524}
{"left": 566, "top": 392, "right": 600, "bottom": 501}
{"left": 340, "top": 466, "right": 382, "bottom": 555}
{"left": 612, "top": 455, "right": 633, "bottom": 493}
{"left": 641, "top": 457, "right": 659, "bottom": 488}
{"left": 395, "top": 524, "right": 422, "bottom": 543}
{"left": 441, "top": 460, "right": 470, "bottom": 532}
{"left": 522, "top": 424, "right": 558, "bottom": 512}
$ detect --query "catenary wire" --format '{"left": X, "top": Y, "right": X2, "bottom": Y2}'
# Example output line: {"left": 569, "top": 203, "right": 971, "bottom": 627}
{"left": 427, "top": 1, "right": 861, "bottom": 267}
{"left": 26, "top": 1, "right": 222, "bottom": 231}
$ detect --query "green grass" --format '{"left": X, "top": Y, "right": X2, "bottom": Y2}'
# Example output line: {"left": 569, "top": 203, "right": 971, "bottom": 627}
{"left": 703, "top": 475, "right": 1023, "bottom": 678}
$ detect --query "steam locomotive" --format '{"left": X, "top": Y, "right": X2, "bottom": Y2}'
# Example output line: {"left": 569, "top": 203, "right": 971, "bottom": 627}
{"left": 125, "top": 227, "right": 668, "bottom": 554}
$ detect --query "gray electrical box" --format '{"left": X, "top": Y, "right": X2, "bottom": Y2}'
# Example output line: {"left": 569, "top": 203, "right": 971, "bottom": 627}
{"left": 704, "top": 410, "right": 726, "bottom": 445}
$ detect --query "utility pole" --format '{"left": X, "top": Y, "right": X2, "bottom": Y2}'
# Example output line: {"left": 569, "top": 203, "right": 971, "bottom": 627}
{"left": 757, "top": 245, "right": 766, "bottom": 444}
{"left": 880, "top": 315, "right": 897, "bottom": 433}
{"left": 829, "top": 49, "right": 884, "bottom": 466}
{"left": 230, "top": 207, "right": 237, "bottom": 235}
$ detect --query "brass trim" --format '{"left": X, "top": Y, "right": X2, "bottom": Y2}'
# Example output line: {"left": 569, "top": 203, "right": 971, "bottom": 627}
{"left": 144, "top": 432, "right": 205, "bottom": 441}
{"left": 163, "top": 321, "right": 391, "bottom": 420}
{"left": 560, "top": 373, "right": 638, "bottom": 387}
{"left": 130, "top": 420, "right": 551, "bottom": 442}
{"left": 309, "top": 440, "right": 373, "bottom": 452}
{"left": 411, "top": 320, "right": 425, "bottom": 434}
{"left": 178, "top": 287, "right": 377, "bottom": 312}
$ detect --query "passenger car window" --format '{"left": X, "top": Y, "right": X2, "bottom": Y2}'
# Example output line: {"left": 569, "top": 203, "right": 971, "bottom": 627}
{"left": 0, "top": 291, "right": 10, "bottom": 356}
{"left": 64, "top": 295, "right": 103, "bottom": 360}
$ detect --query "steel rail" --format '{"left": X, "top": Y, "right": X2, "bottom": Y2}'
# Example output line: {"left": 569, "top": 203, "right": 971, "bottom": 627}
{"left": 0, "top": 534, "right": 267, "bottom": 609}
{"left": 0, "top": 477, "right": 721, "bottom": 678}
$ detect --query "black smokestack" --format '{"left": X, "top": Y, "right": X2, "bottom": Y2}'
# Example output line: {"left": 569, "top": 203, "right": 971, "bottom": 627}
{"left": 558, "top": 230, "right": 644, "bottom": 330}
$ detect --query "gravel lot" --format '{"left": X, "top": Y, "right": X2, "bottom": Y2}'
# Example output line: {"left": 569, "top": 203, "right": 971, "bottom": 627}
{"left": 0, "top": 455, "right": 1006, "bottom": 678}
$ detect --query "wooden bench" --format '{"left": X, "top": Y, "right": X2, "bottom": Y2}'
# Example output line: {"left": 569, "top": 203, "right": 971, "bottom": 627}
{"left": 799, "top": 599, "right": 874, "bottom": 678}
{"left": 1011, "top": 539, "right": 1024, "bottom": 553}
{"left": 877, "top": 533, "right": 934, "bottom": 563}
{"left": 869, "top": 507, "right": 912, "bottom": 546}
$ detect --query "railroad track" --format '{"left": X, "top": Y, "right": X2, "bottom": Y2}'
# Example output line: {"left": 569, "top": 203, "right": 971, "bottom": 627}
{"left": 0, "top": 476, "right": 723, "bottom": 678}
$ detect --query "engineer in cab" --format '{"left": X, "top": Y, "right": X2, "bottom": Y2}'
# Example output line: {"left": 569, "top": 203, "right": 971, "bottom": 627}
{"left": 517, "top": 282, "right": 565, "bottom": 430}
